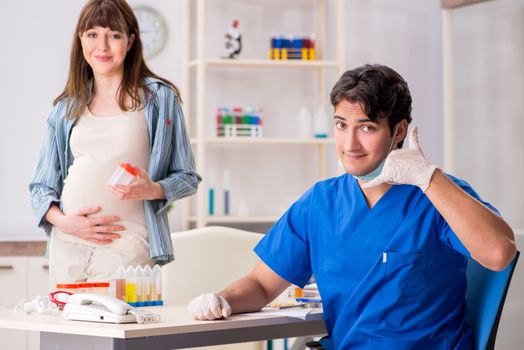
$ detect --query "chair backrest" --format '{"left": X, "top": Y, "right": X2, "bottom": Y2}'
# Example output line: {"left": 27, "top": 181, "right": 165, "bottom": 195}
{"left": 466, "top": 251, "right": 520, "bottom": 350}
{"left": 162, "top": 226, "right": 264, "bottom": 304}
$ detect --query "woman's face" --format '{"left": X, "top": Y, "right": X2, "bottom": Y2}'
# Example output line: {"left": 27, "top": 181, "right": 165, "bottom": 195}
{"left": 80, "top": 26, "right": 134, "bottom": 78}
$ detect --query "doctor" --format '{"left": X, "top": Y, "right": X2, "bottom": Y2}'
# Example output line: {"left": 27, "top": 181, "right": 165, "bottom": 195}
{"left": 189, "top": 64, "right": 516, "bottom": 349}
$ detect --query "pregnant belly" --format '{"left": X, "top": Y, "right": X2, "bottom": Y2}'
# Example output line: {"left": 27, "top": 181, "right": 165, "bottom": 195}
{"left": 62, "top": 181, "right": 145, "bottom": 224}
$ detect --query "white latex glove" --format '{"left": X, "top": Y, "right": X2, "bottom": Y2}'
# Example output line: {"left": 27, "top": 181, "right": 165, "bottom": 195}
{"left": 362, "top": 126, "right": 438, "bottom": 192}
{"left": 188, "top": 293, "right": 232, "bottom": 320}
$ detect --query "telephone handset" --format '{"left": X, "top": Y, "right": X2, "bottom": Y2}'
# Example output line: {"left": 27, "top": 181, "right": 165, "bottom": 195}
{"left": 63, "top": 293, "right": 160, "bottom": 324}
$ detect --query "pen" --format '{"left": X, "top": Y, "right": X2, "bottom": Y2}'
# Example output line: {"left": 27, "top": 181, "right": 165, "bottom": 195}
{"left": 295, "top": 298, "right": 322, "bottom": 303}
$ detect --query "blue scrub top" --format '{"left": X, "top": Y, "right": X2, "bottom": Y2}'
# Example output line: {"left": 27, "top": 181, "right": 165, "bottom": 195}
{"left": 255, "top": 174, "right": 497, "bottom": 349}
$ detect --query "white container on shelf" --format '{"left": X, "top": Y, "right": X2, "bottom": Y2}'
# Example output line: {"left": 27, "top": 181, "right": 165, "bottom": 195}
{"left": 297, "top": 107, "right": 312, "bottom": 138}
{"left": 313, "top": 105, "right": 329, "bottom": 138}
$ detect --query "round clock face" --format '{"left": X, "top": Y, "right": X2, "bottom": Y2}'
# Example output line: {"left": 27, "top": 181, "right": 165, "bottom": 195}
{"left": 133, "top": 5, "right": 167, "bottom": 59}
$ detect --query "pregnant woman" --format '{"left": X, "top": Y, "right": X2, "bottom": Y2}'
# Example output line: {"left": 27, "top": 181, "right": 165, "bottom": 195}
{"left": 29, "top": 0, "right": 200, "bottom": 288}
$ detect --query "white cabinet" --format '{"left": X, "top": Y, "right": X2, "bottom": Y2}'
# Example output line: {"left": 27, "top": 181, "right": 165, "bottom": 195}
{"left": 0, "top": 256, "right": 49, "bottom": 350}
{"left": 0, "top": 257, "right": 27, "bottom": 306}
{"left": 0, "top": 257, "right": 27, "bottom": 350}
{"left": 26, "top": 257, "right": 49, "bottom": 350}
{"left": 181, "top": 0, "right": 345, "bottom": 229}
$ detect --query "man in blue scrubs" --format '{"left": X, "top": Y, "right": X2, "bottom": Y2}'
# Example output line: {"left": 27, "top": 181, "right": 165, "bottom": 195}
{"left": 189, "top": 64, "right": 516, "bottom": 349}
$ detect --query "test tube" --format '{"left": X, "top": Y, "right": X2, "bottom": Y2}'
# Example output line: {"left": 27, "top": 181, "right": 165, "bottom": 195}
{"left": 115, "top": 266, "right": 126, "bottom": 302}
{"left": 125, "top": 265, "right": 137, "bottom": 306}
{"left": 152, "top": 264, "right": 163, "bottom": 306}
{"left": 144, "top": 265, "right": 153, "bottom": 306}
{"left": 136, "top": 266, "right": 145, "bottom": 307}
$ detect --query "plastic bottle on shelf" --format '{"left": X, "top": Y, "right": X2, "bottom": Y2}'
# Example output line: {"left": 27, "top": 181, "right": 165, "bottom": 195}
{"left": 223, "top": 169, "right": 231, "bottom": 216}
{"left": 313, "top": 105, "right": 329, "bottom": 138}
{"left": 297, "top": 107, "right": 312, "bottom": 138}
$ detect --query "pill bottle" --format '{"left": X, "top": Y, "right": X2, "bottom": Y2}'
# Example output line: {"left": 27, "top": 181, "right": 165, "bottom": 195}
{"left": 55, "top": 283, "right": 79, "bottom": 294}
{"left": 108, "top": 162, "right": 138, "bottom": 186}
{"left": 92, "top": 282, "right": 110, "bottom": 295}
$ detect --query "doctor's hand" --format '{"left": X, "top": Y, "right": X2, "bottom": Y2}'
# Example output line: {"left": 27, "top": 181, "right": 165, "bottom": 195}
{"left": 362, "top": 127, "right": 438, "bottom": 192}
{"left": 188, "top": 293, "right": 232, "bottom": 320}
{"left": 53, "top": 206, "right": 123, "bottom": 244}
{"left": 109, "top": 165, "right": 165, "bottom": 201}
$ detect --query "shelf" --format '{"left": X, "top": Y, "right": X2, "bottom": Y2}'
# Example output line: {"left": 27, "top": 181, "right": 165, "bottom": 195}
{"left": 188, "top": 59, "right": 340, "bottom": 69}
{"left": 189, "top": 216, "right": 278, "bottom": 224}
{"left": 182, "top": 0, "right": 345, "bottom": 229}
{"left": 190, "top": 137, "right": 335, "bottom": 146}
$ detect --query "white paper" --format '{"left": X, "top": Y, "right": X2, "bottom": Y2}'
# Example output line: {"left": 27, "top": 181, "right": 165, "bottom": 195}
{"left": 236, "top": 307, "right": 315, "bottom": 320}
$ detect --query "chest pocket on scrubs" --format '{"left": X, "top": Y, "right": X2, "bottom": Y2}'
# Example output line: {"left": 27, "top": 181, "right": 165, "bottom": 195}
{"left": 384, "top": 252, "right": 427, "bottom": 300}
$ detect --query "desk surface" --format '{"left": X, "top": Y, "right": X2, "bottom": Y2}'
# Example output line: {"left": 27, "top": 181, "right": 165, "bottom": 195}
{"left": 0, "top": 304, "right": 326, "bottom": 340}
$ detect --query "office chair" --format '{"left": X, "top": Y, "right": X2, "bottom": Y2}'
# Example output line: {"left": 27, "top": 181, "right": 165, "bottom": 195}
{"left": 162, "top": 226, "right": 264, "bottom": 350}
{"left": 466, "top": 251, "right": 520, "bottom": 350}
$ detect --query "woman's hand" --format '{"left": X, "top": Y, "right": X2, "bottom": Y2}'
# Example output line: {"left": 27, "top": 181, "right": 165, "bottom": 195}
{"left": 51, "top": 206, "right": 124, "bottom": 244}
{"left": 109, "top": 165, "right": 165, "bottom": 201}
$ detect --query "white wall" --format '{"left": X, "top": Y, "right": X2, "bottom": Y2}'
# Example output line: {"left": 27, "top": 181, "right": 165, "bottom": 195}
{"left": 0, "top": 0, "right": 443, "bottom": 238}
{"left": 447, "top": 0, "right": 524, "bottom": 230}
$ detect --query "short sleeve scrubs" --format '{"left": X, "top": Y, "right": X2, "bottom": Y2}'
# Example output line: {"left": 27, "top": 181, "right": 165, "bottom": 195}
{"left": 255, "top": 173, "right": 497, "bottom": 349}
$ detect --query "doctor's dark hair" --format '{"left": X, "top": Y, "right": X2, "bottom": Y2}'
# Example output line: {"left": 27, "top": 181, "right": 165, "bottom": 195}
{"left": 330, "top": 64, "right": 412, "bottom": 148}
{"left": 54, "top": 0, "right": 180, "bottom": 119}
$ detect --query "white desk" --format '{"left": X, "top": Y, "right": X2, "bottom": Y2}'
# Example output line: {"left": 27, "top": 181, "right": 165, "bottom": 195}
{"left": 0, "top": 304, "right": 326, "bottom": 350}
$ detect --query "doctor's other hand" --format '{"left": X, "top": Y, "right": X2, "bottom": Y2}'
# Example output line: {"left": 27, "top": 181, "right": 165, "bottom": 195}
{"left": 188, "top": 293, "right": 232, "bottom": 320}
{"left": 362, "top": 127, "right": 438, "bottom": 192}
{"left": 109, "top": 165, "right": 164, "bottom": 201}
{"left": 55, "top": 206, "right": 123, "bottom": 244}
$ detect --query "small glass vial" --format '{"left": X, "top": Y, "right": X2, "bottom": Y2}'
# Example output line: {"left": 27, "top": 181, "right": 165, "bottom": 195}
{"left": 152, "top": 264, "right": 163, "bottom": 306}
{"left": 108, "top": 162, "right": 138, "bottom": 186}
{"left": 125, "top": 265, "right": 138, "bottom": 306}
{"left": 136, "top": 266, "right": 145, "bottom": 307}
{"left": 115, "top": 266, "right": 126, "bottom": 302}
{"left": 143, "top": 265, "right": 153, "bottom": 306}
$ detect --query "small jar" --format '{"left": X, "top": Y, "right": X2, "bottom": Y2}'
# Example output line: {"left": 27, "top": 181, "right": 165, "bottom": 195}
{"left": 108, "top": 162, "right": 138, "bottom": 186}
{"left": 92, "top": 282, "right": 110, "bottom": 295}
{"left": 55, "top": 283, "right": 79, "bottom": 294}
{"left": 78, "top": 282, "right": 94, "bottom": 294}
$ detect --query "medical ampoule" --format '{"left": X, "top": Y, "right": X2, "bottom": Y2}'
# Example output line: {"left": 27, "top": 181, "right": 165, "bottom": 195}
{"left": 152, "top": 264, "right": 163, "bottom": 306}
{"left": 115, "top": 266, "right": 126, "bottom": 302}
{"left": 144, "top": 265, "right": 153, "bottom": 306}
{"left": 125, "top": 265, "right": 137, "bottom": 307}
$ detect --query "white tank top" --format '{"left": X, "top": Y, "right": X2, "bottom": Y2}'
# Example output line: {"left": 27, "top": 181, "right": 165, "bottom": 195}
{"left": 54, "top": 108, "right": 150, "bottom": 251}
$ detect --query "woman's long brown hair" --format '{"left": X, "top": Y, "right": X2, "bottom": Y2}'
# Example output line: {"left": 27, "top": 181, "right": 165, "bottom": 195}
{"left": 54, "top": 0, "right": 180, "bottom": 119}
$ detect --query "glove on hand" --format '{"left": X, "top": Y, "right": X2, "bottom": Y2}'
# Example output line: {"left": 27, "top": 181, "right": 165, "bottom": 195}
{"left": 188, "top": 293, "right": 232, "bottom": 320}
{"left": 362, "top": 126, "right": 437, "bottom": 192}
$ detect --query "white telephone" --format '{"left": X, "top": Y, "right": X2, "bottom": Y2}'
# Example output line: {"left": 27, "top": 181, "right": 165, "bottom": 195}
{"left": 63, "top": 293, "right": 160, "bottom": 324}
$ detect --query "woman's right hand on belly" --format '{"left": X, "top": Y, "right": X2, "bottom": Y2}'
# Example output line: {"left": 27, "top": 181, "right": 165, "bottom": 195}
{"left": 49, "top": 205, "right": 124, "bottom": 244}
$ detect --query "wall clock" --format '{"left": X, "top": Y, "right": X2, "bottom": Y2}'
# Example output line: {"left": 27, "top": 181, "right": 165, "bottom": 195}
{"left": 133, "top": 5, "right": 167, "bottom": 59}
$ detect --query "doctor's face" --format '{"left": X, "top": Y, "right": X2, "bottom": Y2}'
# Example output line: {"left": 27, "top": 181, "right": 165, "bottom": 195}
{"left": 334, "top": 100, "right": 398, "bottom": 177}
{"left": 80, "top": 26, "right": 134, "bottom": 79}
